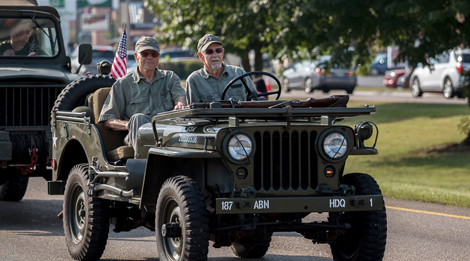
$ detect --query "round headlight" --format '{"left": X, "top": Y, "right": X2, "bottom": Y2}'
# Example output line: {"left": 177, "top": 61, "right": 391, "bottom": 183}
{"left": 228, "top": 134, "right": 253, "bottom": 161}
{"left": 323, "top": 132, "right": 348, "bottom": 159}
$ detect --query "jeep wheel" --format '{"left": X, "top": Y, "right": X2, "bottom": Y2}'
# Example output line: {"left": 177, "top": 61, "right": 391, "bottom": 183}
{"left": 231, "top": 232, "right": 272, "bottom": 258}
{"left": 63, "top": 164, "right": 109, "bottom": 261}
{"left": 0, "top": 170, "right": 29, "bottom": 201}
{"left": 329, "top": 173, "right": 387, "bottom": 261}
{"left": 156, "top": 176, "right": 209, "bottom": 261}
{"left": 52, "top": 74, "right": 116, "bottom": 112}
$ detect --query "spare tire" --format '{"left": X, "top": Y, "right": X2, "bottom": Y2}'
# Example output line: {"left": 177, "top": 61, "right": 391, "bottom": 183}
{"left": 52, "top": 74, "right": 116, "bottom": 112}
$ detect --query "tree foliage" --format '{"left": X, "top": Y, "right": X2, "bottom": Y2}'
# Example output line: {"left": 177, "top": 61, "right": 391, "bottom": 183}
{"left": 144, "top": 0, "right": 303, "bottom": 71}
{"left": 145, "top": 0, "right": 470, "bottom": 70}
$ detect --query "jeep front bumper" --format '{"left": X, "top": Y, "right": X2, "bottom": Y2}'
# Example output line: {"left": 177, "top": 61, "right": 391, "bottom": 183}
{"left": 215, "top": 195, "right": 384, "bottom": 214}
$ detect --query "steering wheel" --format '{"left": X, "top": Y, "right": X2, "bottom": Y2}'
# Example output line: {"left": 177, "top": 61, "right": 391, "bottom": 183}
{"left": 221, "top": 71, "right": 282, "bottom": 101}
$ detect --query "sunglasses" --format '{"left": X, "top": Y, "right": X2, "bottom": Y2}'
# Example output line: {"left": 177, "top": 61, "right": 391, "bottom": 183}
{"left": 205, "top": 48, "right": 223, "bottom": 55}
{"left": 140, "top": 51, "right": 159, "bottom": 58}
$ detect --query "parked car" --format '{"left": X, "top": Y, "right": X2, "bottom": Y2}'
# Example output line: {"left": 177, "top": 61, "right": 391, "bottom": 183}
{"left": 410, "top": 49, "right": 470, "bottom": 98}
{"left": 370, "top": 53, "right": 388, "bottom": 75}
{"left": 370, "top": 53, "right": 405, "bottom": 75}
{"left": 71, "top": 45, "right": 115, "bottom": 75}
{"left": 282, "top": 60, "right": 320, "bottom": 93}
{"left": 282, "top": 55, "right": 356, "bottom": 94}
{"left": 383, "top": 69, "right": 406, "bottom": 88}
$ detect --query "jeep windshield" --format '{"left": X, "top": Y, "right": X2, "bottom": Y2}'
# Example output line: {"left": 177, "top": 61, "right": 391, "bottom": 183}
{"left": 0, "top": 17, "right": 58, "bottom": 58}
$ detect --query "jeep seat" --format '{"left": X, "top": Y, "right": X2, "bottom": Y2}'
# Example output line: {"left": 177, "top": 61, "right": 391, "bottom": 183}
{"left": 89, "top": 87, "right": 134, "bottom": 162}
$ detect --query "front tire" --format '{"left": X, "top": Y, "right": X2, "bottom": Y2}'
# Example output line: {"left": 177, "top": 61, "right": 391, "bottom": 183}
{"left": 0, "top": 172, "right": 28, "bottom": 201}
{"left": 411, "top": 77, "right": 423, "bottom": 97}
{"left": 156, "top": 176, "right": 209, "bottom": 261}
{"left": 304, "top": 77, "right": 314, "bottom": 93}
{"left": 330, "top": 173, "right": 387, "bottom": 261}
{"left": 63, "top": 164, "right": 109, "bottom": 261}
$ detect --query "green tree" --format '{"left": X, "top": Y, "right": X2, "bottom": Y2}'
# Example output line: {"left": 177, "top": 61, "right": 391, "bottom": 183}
{"left": 144, "top": 0, "right": 304, "bottom": 71}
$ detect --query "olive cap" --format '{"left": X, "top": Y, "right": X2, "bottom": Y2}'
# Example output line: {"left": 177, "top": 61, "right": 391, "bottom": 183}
{"left": 135, "top": 36, "right": 160, "bottom": 53}
{"left": 197, "top": 34, "right": 223, "bottom": 53}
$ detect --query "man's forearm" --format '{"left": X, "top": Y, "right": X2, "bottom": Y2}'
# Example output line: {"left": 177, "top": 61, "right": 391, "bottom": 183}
{"left": 104, "top": 119, "right": 128, "bottom": 131}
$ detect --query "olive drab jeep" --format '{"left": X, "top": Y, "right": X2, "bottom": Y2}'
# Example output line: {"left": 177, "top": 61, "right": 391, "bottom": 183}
{"left": 50, "top": 71, "right": 387, "bottom": 261}
{"left": 0, "top": 0, "right": 115, "bottom": 201}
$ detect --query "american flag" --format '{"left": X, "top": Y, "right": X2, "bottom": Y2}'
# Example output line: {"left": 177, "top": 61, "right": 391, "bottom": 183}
{"left": 28, "top": 34, "right": 38, "bottom": 57}
{"left": 111, "top": 30, "right": 127, "bottom": 79}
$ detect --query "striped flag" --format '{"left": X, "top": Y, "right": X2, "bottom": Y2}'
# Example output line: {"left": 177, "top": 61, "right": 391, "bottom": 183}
{"left": 111, "top": 30, "right": 127, "bottom": 79}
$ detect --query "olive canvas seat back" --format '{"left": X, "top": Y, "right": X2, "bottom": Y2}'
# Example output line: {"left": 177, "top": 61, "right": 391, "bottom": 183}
{"left": 89, "top": 87, "right": 134, "bottom": 161}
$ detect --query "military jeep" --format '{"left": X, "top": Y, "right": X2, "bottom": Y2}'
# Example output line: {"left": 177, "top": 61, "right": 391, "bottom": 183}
{"left": 0, "top": 0, "right": 115, "bottom": 201}
{"left": 50, "top": 72, "right": 387, "bottom": 261}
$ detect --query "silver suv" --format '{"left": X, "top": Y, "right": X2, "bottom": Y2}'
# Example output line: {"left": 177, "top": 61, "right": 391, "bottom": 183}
{"left": 410, "top": 49, "right": 470, "bottom": 98}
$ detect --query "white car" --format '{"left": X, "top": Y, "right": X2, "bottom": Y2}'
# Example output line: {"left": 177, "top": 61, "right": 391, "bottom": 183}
{"left": 410, "top": 49, "right": 470, "bottom": 98}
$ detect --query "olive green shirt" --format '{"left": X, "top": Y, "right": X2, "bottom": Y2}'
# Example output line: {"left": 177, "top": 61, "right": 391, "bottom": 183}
{"left": 186, "top": 64, "right": 257, "bottom": 104}
{"left": 99, "top": 69, "right": 186, "bottom": 122}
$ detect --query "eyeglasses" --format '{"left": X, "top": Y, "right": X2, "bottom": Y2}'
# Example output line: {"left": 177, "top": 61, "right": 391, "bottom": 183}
{"left": 140, "top": 51, "right": 159, "bottom": 58}
{"left": 204, "top": 48, "right": 223, "bottom": 55}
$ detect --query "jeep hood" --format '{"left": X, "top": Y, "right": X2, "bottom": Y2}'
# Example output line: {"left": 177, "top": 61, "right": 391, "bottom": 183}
{"left": 0, "top": 66, "right": 80, "bottom": 84}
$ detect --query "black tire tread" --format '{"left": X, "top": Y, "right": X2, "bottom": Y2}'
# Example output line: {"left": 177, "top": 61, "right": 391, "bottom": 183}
{"left": 330, "top": 173, "right": 387, "bottom": 261}
{"left": 63, "top": 164, "right": 109, "bottom": 261}
{"left": 0, "top": 175, "right": 29, "bottom": 201}
{"left": 156, "top": 175, "right": 209, "bottom": 261}
{"left": 52, "top": 74, "right": 115, "bottom": 113}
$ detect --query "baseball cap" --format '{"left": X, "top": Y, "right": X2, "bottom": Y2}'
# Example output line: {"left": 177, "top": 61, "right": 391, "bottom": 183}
{"left": 135, "top": 36, "right": 160, "bottom": 53}
{"left": 197, "top": 34, "right": 223, "bottom": 53}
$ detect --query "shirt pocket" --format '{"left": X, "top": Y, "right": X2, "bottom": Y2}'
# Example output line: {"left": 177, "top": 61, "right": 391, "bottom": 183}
{"left": 200, "top": 93, "right": 218, "bottom": 102}
{"left": 128, "top": 96, "right": 150, "bottom": 115}
{"left": 227, "top": 83, "right": 247, "bottom": 100}
{"left": 160, "top": 92, "right": 174, "bottom": 111}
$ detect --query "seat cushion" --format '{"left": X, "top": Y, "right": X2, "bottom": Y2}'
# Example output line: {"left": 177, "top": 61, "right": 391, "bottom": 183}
{"left": 92, "top": 87, "right": 111, "bottom": 124}
{"left": 106, "top": 146, "right": 135, "bottom": 162}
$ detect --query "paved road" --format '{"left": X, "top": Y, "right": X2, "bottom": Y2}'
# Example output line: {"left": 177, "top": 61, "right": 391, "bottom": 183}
{"left": 1, "top": 177, "right": 470, "bottom": 261}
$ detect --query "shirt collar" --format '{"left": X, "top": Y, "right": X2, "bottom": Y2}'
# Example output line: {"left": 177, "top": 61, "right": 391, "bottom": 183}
{"left": 132, "top": 68, "right": 164, "bottom": 83}
{"left": 202, "top": 62, "right": 228, "bottom": 79}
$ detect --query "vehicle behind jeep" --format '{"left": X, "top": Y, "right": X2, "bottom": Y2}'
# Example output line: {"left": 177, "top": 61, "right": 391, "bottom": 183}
{"left": 50, "top": 72, "right": 387, "bottom": 261}
{"left": 0, "top": 0, "right": 115, "bottom": 201}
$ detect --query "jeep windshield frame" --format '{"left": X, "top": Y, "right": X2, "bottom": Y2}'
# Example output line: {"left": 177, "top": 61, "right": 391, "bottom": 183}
{"left": 0, "top": 15, "right": 60, "bottom": 59}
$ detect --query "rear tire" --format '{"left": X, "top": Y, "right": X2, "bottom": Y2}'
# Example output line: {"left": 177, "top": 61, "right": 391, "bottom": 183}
{"left": 283, "top": 77, "right": 291, "bottom": 93}
{"left": 329, "top": 173, "right": 387, "bottom": 261}
{"left": 0, "top": 172, "right": 28, "bottom": 201}
{"left": 443, "top": 77, "right": 455, "bottom": 98}
{"left": 411, "top": 77, "right": 423, "bottom": 97}
{"left": 63, "top": 164, "right": 109, "bottom": 261}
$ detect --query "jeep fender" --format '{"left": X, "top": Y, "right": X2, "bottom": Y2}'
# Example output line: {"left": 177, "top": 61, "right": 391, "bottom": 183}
{"left": 140, "top": 147, "right": 223, "bottom": 209}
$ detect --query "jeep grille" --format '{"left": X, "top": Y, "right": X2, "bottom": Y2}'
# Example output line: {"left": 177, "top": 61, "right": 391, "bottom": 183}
{"left": 253, "top": 130, "right": 318, "bottom": 192}
{"left": 1, "top": 85, "right": 63, "bottom": 128}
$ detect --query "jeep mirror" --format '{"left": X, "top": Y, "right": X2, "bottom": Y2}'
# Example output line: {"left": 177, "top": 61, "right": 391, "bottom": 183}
{"left": 78, "top": 44, "right": 92, "bottom": 65}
